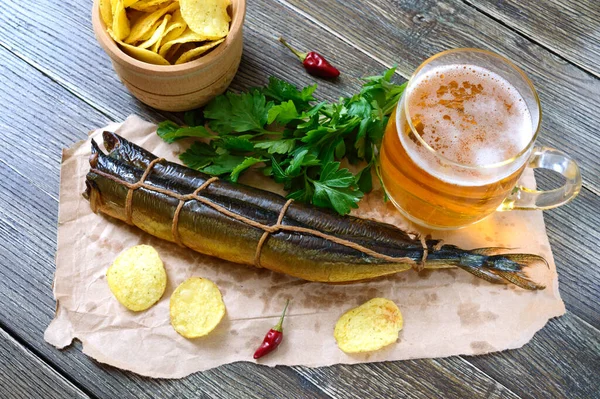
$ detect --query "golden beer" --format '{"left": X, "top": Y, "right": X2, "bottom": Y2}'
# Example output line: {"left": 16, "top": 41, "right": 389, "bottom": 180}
{"left": 380, "top": 62, "right": 535, "bottom": 229}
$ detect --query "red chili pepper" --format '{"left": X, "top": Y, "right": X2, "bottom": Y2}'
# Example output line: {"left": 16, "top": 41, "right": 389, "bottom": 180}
{"left": 253, "top": 300, "right": 290, "bottom": 359}
{"left": 279, "top": 37, "right": 340, "bottom": 79}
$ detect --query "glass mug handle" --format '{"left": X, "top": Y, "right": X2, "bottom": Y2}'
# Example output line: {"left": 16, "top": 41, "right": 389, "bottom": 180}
{"left": 499, "top": 146, "right": 582, "bottom": 211}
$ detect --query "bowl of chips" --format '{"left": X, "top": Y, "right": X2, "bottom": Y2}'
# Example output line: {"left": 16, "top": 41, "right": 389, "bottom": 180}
{"left": 92, "top": 0, "right": 245, "bottom": 111}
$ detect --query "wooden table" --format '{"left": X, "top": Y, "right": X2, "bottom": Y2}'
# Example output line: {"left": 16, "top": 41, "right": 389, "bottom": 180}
{"left": 1, "top": 0, "right": 599, "bottom": 397}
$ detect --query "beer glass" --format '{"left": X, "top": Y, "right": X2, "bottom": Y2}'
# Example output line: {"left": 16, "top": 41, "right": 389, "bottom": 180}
{"left": 380, "top": 49, "right": 581, "bottom": 229}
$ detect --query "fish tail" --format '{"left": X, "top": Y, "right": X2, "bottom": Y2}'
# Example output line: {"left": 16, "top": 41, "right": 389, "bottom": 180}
{"left": 454, "top": 252, "right": 547, "bottom": 290}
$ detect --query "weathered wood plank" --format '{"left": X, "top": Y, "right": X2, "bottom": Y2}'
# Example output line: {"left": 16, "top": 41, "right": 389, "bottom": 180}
{"left": 0, "top": 163, "right": 330, "bottom": 398}
{"left": 293, "top": 312, "right": 600, "bottom": 399}
{"left": 278, "top": 0, "right": 600, "bottom": 193}
{"left": 0, "top": 46, "right": 109, "bottom": 196}
{"left": 466, "top": 312, "right": 600, "bottom": 399}
{"left": 0, "top": 0, "right": 400, "bottom": 197}
{"left": 275, "top": 0, "right": 600, "bottom": 328}
{"left": 540, "top": 185, "right": 600, "bottom": 328}
{"left": 0, "top": 328, "right": 89, "bottom": 399}
{"left": 464, "top": 0, "right": 600, "bottom": 77}
{"left": 0, "top": 0, "right": 388, "bottom": 125}
{"left": 0, "top": 44, "right": 522, "bottom": 398}
{"left": 293, "top": 357, "right": 521, "bottom": 399}
{"left": 0, "top": 156, "right": 535, "bottom": 399}
{"left": 0, "top": 0, "right": 598, "bottom": 397}
{"left": 0, "top": 48, "right": 330, "bottom": 399}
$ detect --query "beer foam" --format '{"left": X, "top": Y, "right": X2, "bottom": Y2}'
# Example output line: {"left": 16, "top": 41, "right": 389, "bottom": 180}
{"left": 398, "top": 64, "right": 534, "bottom": 186}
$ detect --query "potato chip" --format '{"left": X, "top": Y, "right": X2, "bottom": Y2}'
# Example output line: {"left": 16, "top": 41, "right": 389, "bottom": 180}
{"left": 120, "top": 41, "right": 171, "bottom": 65}
{"left": 130, "top": 0, "right": 172, "bottom": 12}
{"left": 158, "top": 23, "right": 184, "bottom": 50}
{"left": 170, "top": 277, "right": 226, "bottom": 338}
{"left": 127, "top": 8, "right": 146, "bottom": 26}
{"left": 106, "top": 245, "right": 167, "bottom": 312}
{"left": 125, "top": 1, "right": 178, "bottom": 44}
{"left": 334, "top": 298, "right": 403, "bottom": 353}
{"left": 180, "top": 0, "right": 231, "bottom": 40}
{"left": 137, "top": 17, "right": 163, "bottom": 43}
{"left": 161, "top": 9, "right": 187, "bottom": 43}
{"left": 159, "top": 28, "right": 210, "bottom": 57}
{"left": 99, "top": 0, "right": 113, "bottom": 27}
{"left": 164, "top": 43, "right": 183, "bottom": 64}
{"left": 124, "top": 0, "right": 139, "bottom": 6}
{"left": 111, "top": 0, "right": 131, "bottom": 41}
{"left": 109, "top": 29, "right": 171, "bottom": 65}
{"left": 151, "top": 36, "right": 162, "bottom": 53}
{"left": 138, "top": 14, "right": 171, "bottom": 49}
{"left": 175, "top": 39, "right": 224, "bottom": 64}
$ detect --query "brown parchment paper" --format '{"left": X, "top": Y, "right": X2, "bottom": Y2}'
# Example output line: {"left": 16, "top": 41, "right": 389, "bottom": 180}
{"left": 45, "top": 115, "right": 565, "bottom": 378}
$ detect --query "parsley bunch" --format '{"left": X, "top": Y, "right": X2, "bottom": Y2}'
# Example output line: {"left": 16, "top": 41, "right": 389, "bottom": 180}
{"left": 157, "top": 67, "right": 406, "bottom": 215}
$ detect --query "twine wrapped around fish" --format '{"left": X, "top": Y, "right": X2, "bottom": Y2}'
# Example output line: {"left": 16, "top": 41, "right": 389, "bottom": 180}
{"left": 84, "top": 132, "right": 546, "bottom": 289}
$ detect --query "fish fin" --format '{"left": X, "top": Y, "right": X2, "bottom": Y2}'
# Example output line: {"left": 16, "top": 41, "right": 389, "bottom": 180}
{"left": 498, "top": 253, "right": 550, "bottom": 269}
{"left": 470, "top": 247, "right": 515, "bottom": 256}
{"left": 494, "top": 270, "right": 546, "bottom": 290}
{"left": 456, "top": 252, "right": 547, "bottom": 289}
{"left": 483, "top": 253, "right": 547, "bottom": 290}
{"left": 457, "top": 265, "right": 507, "bottom": 285}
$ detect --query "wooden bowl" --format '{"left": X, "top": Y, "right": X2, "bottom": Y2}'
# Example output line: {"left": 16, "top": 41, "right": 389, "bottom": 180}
{"left": 92, "top": 0, "right": 246, "bottom": 112}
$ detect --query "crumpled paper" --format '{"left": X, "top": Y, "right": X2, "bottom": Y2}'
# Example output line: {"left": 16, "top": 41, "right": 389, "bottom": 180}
{"left": 45, "top": 115, "right": 565, "bottom": 378}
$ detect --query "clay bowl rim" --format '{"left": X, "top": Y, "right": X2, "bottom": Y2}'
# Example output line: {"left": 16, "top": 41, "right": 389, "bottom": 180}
{"left": 92, "top": 0, "right": 246, "bottom": 77}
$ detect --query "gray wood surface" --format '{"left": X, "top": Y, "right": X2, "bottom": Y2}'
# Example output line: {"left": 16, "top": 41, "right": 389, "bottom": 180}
{"left": 280, "top": 0, "right": 600, "bottom": 327}
{"left": 1, "top": 159, "right": 537, "bottom": 397}
{"left": 0, "top": 329, "right": 89, "bottom": 399}
{"left": 0, "top": 64, "right": 531, "bottom": 397}
{"left": 0, "top": 0, "right": 599, "bottom": 398}
{"left": 465, "top": 312, "right": 600, "bottom": 399}
{"left": 280, "top": 0, "right": 600, "bottom": 191}
{"left": 465, "top": 0, "right": 600, "bottom": 77}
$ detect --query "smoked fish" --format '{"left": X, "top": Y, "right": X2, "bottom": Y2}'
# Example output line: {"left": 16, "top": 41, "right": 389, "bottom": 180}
{"left": 83, "top": 132, "right": 546, "bottom": 289}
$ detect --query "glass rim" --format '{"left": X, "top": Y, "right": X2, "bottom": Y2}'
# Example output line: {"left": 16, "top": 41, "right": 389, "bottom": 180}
{"left": 400, "top": 48, "right": 542, "bottom": 170}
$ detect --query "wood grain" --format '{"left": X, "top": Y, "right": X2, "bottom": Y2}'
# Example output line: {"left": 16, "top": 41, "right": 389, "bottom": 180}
{"left": 0, "top": 328, "right": 89, "bottom": 399}
{"left": 275, "top": 0, "right": 600, "bottom": 328}
{"left": 463, "top": 0, "right": 600, "bottom": 77}
{"left": 0, "top": 0, "right": 598, "bottom": 397}
{"left": 541, "top": 185, "right": 600, "bottom": 328}
{"left": 0, "top": 45, "right": 327, "bottom": 399}
{"left": 278, "top": 0, "right": 600, "bottom": 193}
{"left": 1, "top": 148, "right": 535, "bottom": 399}
{"left": 293, "top": 357, "right": 521, "bottom": 399}
{"left": 292, "top": 313, "right": 600, "bottom": 399}
{"left": 0, "top": 0, "right": 391, "bottom": 124}
{"left": 0, "top": 161, "right": 329, "bottom": 399}
{"left": 0, "top": 30, "right": 521, "bottom": 399}
{"left": 466, "top": 312, "right": 600, "bottom": 399}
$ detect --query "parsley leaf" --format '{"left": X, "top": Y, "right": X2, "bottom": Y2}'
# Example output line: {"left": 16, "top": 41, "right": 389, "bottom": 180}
{"left": 219, "top": 135, "right": 254, "bottom": 152}
{"left": 159, "top": 67, "right": 406, "bottom": 215}
{"left": 230, "top": 157, "right": 265, "bottom": 182}
{"left": 267, "top": 100, "right": 299, "bottom": 125}
{"left": 261, "top": 77, "right": 316, "bottom": 111}
{"left": 254, "top": 138, "right": 296, "bottom": 154}
{"left": 202, "top": 154, "right": 246, "bottom": 176}
{"left": 356, "top": 164, "right": 373, "bottom": 193}
{"left": 179, "top": 142, "right": 218, "bottom": 170}
{"left": 204, "top": 91, "right": 272, "bottom": 134}
{"left": 157, "top": 121, "right": 213, "bottom": 143}
{"left": 311, "top": 162, "right": 363, "bottom": 214}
